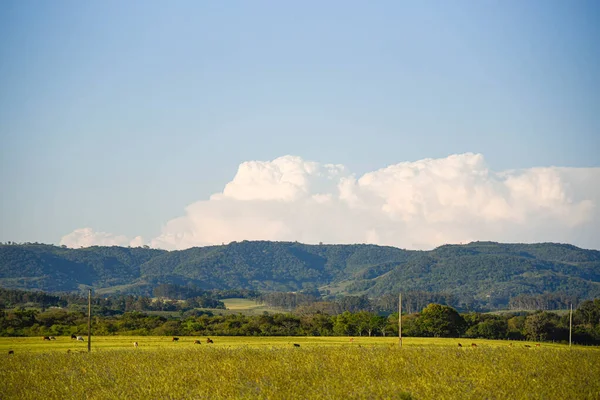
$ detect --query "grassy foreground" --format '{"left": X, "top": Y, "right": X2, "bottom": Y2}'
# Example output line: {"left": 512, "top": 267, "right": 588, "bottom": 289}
{"left": 1, "top": 337, "right": 599, "bottom": 399}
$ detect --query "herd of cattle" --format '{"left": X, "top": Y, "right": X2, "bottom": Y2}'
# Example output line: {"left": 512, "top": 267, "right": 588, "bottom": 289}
{"left": 6, "top": 338, "right": 540, "bottom": 355}
{"left": 132, "top": 337, "right": 216, "bottom": 347}
{"left": 40, "top": 335, "right": 84, "bottom": 341}
{"left": 457, "top": 342, "right": 540, "bottom": 348}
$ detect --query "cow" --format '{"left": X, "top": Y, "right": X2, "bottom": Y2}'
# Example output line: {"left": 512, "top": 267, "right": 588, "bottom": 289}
{"left": 49, "top": 336, "right": 56, "bottom": 340}
{"left": 71, "top": 334, "right": 77, "bottom": 340}
{"left": 133, "top": 342, "right": 138, "bottom": 348}
{"left": 350, "top": 338, "right": 354, "bottom": 343}
{"left": 43, "top": 336, "right": 51, "bottom": 341}
{"left": 471, "top": 343, "right": 477, "bottom": 348}
{"left": 509, "top": 343, "right": 513, "bottom": 347}
{"left": 77, "top": 336, "right": 84, "bottom": 342}
{"left": 172, "top": 337, "right": 179, "bottom": 342}
{"left": 457, "top": 343, "right": 462, "bottom": 347}
{"left": 194, "top": 340, "right": 202, "bottom": 345}
{"left": 536, "top": 343, "right": 541, "bottom": 347}
{"left": 293, "top": 344, "right": 300, "bottom": 348}
{"left": 206, "top": 338, "right": 214, "bottom": 344}
{"left": 524, "top": 345, "right": 531, "bottom": 348}
{"left": 8, "top": 350, "right": 14, "bottom": 355}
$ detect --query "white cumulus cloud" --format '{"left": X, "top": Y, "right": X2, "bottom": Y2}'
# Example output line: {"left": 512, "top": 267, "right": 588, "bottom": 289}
{"left": 60, "top": 153, "right": 600, "bottom": 250}
{"left": 60, "top": 228, "right": 144, "bottom": 248}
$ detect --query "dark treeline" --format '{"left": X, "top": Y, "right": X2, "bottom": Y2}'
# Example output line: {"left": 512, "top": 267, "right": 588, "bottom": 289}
{"left": 2, "top": 286, "right": 582, "bottom": 318}
{"left": 0, "top": 286, "right": 258, "bottom": 315}
{"left": 2, "top": 299, "right": 599, "bottom": 345}
{"left": 259, "top": 292, "right": 460, "bottom": 314}
{"left": 258, "top": 291, "right": 574, "bottom": 314}
{"left": 508, "top": 293, "right": 579, "bottom": 311}
{"left": 152, "top": 284, "right": 260, "bottom": 301}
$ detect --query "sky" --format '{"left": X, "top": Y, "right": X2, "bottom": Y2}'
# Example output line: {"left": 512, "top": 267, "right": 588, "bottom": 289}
{"left": 1, "top": 1, "right": 599, "bottom": 250}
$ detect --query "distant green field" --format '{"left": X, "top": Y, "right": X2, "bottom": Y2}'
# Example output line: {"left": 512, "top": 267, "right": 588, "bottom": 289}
{"left": 1, "top": 336, "right": 598, "bottom": 399}
{"left": 221, "top": 297, "right": 283, "bottom": 314}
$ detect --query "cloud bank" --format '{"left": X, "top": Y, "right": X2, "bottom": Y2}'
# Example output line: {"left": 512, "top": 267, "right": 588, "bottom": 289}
{"left": 60, "top": 153, "right": 600, "bottom": 250}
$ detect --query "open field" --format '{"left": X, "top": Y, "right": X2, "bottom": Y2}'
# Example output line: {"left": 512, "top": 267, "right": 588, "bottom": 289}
{"left": 1, "top": 337, "right": 599, "bottom": 399}
{"left": 0, "top": 335, "right": 592, "bottom": 353}
{"left": 221, "top": 297, "right": 283, "bottom": 314}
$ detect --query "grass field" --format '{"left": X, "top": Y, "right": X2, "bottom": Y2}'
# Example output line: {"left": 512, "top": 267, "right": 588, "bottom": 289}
{"left": 1, "top": 336, "right": 599, "bottom": 399}
{"left": 221, "top": 297, "right": 283, "bottom": 314}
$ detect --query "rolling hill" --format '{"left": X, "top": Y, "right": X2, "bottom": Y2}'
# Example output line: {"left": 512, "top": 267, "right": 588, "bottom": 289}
{"left": 0, "top": 241, "right": 598, "bottom": 305}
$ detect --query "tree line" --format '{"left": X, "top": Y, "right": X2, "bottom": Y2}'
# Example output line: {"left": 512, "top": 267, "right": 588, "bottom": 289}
{"left": 257, "top": 291, "right": 576, "bottom": 314}
{"left": 0, "top": 286, "right": 236, "bottom": 315}
{"left": 1, "top": 299, "right": 599, "bottom": 345}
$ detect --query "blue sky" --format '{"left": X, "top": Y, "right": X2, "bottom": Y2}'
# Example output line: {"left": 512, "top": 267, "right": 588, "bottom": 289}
{"left": 1, "top": 1, "right": 599, "bottom": 248}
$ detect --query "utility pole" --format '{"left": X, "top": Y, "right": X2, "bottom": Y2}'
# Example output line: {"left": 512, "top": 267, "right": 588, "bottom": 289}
{"left": 87, "top": 289, "right": 92, "bottom": 353}
{"left": 569, "top": 303, "right": 573, "bottom": 348}
{"left": 399, "top": 293, "right": 403, "bottom": 346}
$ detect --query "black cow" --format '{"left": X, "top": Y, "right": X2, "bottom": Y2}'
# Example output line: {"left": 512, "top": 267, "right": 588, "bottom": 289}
{"left": 457, "top": 343, "right": 462, "bottom": 347}
{"left": 71, "top": 334, "right": 77, "bottom": 339}
{"left": 172, "top": 337, "right": 179, "bottom": 342}
{"left": 206, "top": 338, "right": 214, "bottom": 344}
{"left": 293, "top": 344, "right": 300, "bottom": 347}
{"left": 194, "top": 340, "right": 201, "bottom": 345}
{"left": 43, "top": 336, "right": 51, "bottom": 341}
{"left": 8, "top": 350, "right": 14, "bottom": 355}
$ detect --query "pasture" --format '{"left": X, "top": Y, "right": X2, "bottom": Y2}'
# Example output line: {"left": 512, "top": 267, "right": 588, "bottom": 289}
{"left": 1, "top": 337, "right": 599, "bottom": 399}
{"left": 221, "top": 297, "right": 282, "bottom": 315}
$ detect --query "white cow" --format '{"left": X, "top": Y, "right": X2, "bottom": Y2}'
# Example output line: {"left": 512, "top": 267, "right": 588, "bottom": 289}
{"left": 133, "top": 342, "right": 139, "bottom": 348}
{"left": 76, "top": 336, "right": 85, "bottom": 341}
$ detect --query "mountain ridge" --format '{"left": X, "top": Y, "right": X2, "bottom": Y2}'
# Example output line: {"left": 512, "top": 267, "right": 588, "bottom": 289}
{"left": 0, "top": 240, "right": 598, "bottom": 307}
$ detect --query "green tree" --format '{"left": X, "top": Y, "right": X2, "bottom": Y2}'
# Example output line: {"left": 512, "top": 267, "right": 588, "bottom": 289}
{"left": 354, "top": 311, "right": 384, "bottom": 337}
{"left": 417, "top": 304, "right": 465, "bottom": 337}
{"left": 575, "top": 300, "right": 600, "bottom": 327}
{"left": 525, "top": 312, "right": 554, "bottom": 341}
{"left": 333, "top": 311, "right": 358, "bottom": 336}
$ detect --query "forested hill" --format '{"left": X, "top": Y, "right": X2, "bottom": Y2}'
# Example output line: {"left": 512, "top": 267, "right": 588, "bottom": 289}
{"left": 0, "top": 241, "right": 599, "bottom": 306}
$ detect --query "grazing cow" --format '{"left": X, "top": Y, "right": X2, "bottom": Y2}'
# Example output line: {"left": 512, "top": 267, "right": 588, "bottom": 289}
{"left": 77, "top": 336, "right": 84, "bottom": 342}
{"left": 43, "top": 336, "right": 51, "bottom": 341}
{"left": 350, "top": 338, "right": 354, "bottom": 343}
{"left": 67, "top": 349, "right": 71, "bottom": 353}
{"left": 49, "top": 336, "right": 56, "bottom": 340}
{"left": 172, "top": 337, "right": 179, "bottom": 342}
{"left": 133, "top": 342, "right": 138, "bottom": 348}
{"left": 206, "top": 338, "right": 213, "bottom": 344}
{"left": 293, "top": 344, "right": 300, "bottom": 348}
{"left": 524, "top": 345, "right": 531, "bottom": 348}
{"left": 536, "top": 343, "right": 541, "bottom": 347}
{"left": 471, "top": 343, "right": 477, "bottom": 348}
{"left": 8, "top": 350, "right": 14, "bottom": 355}
{"left": 194, "top": 340, "right": 201, "bottom": 345}
{"left": 71, "top": 334, "right": 77, "bottom": 340}
{"left": 457, "top": 343, "right": 462, "bottom": 347}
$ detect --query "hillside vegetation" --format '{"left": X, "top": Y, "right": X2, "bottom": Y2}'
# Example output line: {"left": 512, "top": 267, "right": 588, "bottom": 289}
{"left": 0, "top": 241, "right": 599, "bottom": 306}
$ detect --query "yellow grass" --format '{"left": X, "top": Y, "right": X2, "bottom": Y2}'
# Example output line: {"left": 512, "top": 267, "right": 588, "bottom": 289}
{"left": 1, "top": 337, "right": 599, "bottom": 399}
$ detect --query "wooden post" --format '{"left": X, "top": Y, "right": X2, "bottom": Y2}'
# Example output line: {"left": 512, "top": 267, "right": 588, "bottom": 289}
{"left": 87, "top": 289, "right": 92, "bottom": 353}
{"left": 399, "top": 293, "right": 402, "bottom": 347}
{"left": 569, "top": 303, "right": 573, "bottom": 348}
